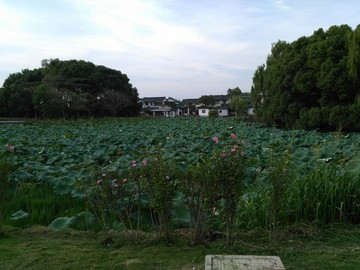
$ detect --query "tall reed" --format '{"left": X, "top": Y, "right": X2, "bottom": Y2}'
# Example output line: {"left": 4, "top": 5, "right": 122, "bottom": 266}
{"left": 285, "top": 162, "right": 360, "bottom": 224}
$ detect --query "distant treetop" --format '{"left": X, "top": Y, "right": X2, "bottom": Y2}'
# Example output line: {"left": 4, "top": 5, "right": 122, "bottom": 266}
{"left": 0, "top": 59, "right": 141, "bottom": 118}
{"left": 251, "top": 24, "right": 360, "bottom": 131}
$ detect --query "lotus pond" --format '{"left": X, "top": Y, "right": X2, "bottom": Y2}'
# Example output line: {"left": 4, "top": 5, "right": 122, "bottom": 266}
{"left": 1, "top": 117, "right": 360, "bottom": 239}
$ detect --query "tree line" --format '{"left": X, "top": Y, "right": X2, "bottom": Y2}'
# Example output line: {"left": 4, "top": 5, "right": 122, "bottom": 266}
{"left": 0, "top": 59, "right": 141, "bottom": 118}
{"left": 251, "top": 24, "right": 360, "bottom": 131}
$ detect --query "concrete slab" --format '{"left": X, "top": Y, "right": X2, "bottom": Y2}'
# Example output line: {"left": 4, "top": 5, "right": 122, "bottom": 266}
{"left": 205, "top": 255, "right": 285, "bottom": 270}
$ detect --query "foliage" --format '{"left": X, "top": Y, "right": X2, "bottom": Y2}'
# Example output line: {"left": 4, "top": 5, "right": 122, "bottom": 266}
{"left": 227, "top": 87, "right": 242, "bottom": 97}
{"left": 267, "top": 153, "right": 293, "bottom": 240}
{"left": 348, "top": 25, "right": 360, "bottom": 80}
{"left": 210, "top": 133, "right": 246, "bottom": 245}
{"left": 0, "top": 156, "right": 15, "bottom": 236}
{"left": 178, "top": 162, "right": 214, "bottom": 245}
{"left": 229, "top": 96, "right": 248, "bottom": 116}
{"left": 208, "top": 109, "right": 219, "bottom": 118}
{"left": 227, "top": 86, "right": 249, "bottom": 116}
{"left": 2, "top": 118, "right": 360, "bottom": 241}
{"left": 198, "top": 95, "right": 215, "bottom": 106}
{"left": 135, "top": 155, "right": 179, "bottom": 239}
{"left": 0, "top": 59, "right": 141, "bottom": 118}
{"left": 47, "top": 211, "right": 95, "bottom": 231}
{"left": 251, "top": 24, "right": 360, "bottom": 131}
{"left": 286, "top": 163, "right": 360, "bottom": 225}
{"left": 87, "top": 154, "right": 180, "bottom": 240}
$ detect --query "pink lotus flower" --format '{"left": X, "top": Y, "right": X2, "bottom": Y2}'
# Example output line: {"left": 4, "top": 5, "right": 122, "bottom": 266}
{"left": 212, "top": 136, "right": 219, "bottom": 143}
{"left": 230, "top": 133, "right": 236, "bottom": 139}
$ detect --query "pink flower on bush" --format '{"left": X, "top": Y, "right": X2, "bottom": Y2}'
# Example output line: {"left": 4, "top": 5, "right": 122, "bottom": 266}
{"left": 141, "top": 159, "right": 148, "bottom": 166}
{"left": 5, "top": 143, "right": 15, "bottom": 152}
{"left": 230, "top": 133, "right": 236, "bottom": 139}
{"left": 131, "top": 160, "right": 137, "bottom": 168}
{"left": 220, "top": 152, "right": 226, "bottom": 158}
{"left": 212, "top": 136, "right": 219, "bottom": 143}
{"left": 96, "top": 179, "right": 103, "bottom": 185}
{"left": 113, "top": 179, "right": 119, "bottom": 188}
{"left": 231, "top": 145, "right": 237, "bottom": 153}
{"left": 101, "top": 173, "right": 107, "bottom": 177}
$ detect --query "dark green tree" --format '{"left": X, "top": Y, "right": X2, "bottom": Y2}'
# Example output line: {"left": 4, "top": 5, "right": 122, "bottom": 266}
{"left": 0, "top": 69, "right": 43, "bottom": 117}
{"left": 199, "top": 95, "right": 215, "bottom": 106}
{"left": 0, "top": 59, "right": 140, "bottom": 118}
{"left": 251, "top": 24, "right": 360, "bottom": 131}
{"left": 348, "top": 25, "right": 360, "bottom": 80}
{"left": 227, "top": 87, "right": 248, "bottom": 116}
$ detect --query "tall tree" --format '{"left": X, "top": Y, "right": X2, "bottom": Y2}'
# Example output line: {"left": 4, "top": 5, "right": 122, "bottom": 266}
{"left": 99, "top": 90, "right": 132, "bottom": 117}
{"left": 227, "top": 87, "right": 247, "bottom": 116}
{"left": 251, "top": 24, "right": 360, "bottom": 131}
{"left": 198, "top": 95, "right": 215, "bottom": 106}
{"left": 0, "top": 59, "right": 140, "bottom": 118}
{"left": 348, "top": 25, "right": 360, "bottom": 80}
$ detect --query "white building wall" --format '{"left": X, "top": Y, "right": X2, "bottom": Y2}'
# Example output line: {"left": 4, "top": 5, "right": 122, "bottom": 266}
{"left": 217, "top": 109, "right": 228, "bottom": 117}
{"left": 247, "top": 108, "right": 255, "bottom": 116}
{"left": 199, "top": 108, "right": 209, "bottom": 117}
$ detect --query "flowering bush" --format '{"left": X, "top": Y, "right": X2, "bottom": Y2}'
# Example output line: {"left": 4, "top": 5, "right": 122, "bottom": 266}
{"left": 87, "top": 168, "right": 143, "bottom": 239}
{"left": 209, "top": 133, "right": 247, "bottom": 245}
{"left": 133, "top": 154, "right": 178, "bottom": 239}
{"left": 178, "top": 161, "right": 216, "bottom": 244}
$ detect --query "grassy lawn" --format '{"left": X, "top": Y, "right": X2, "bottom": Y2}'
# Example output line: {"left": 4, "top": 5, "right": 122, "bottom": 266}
{"left": 1, "top": 225, "right": 360, "bottom": 270}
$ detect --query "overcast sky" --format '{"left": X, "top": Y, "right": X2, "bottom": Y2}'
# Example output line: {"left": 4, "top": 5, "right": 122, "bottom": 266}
{"left": 0, "top": 0, "right": 359, "bottom": 99}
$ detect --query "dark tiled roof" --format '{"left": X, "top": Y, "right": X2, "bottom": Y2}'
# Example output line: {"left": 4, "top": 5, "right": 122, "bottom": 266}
{"left": 140, "top": 97, "right": 166, "bottom": 102}
{"left": 182, "top": 98, "right": 199, "bottom": 103}
{"left": 211, "top": 95, "right": 230, "bottom": 101}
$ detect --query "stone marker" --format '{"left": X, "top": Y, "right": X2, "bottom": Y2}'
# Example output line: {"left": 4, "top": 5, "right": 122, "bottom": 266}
{"left": 205, "top": 255, "right": 285, "bottom": 270}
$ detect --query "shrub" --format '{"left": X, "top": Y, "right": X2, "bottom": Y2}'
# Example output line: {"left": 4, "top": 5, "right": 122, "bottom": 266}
{"left": 208, "top": 109, "right": 219, "bottom": 118}
{"left": 179, "top": 162, "right": 215, "bottom": 245}
{"left": 210, "top": 133, "right": 247, "bottom": 245}
{"left": 136, "top": 155, "right": 179, "bottom": 239}
{"left": 0, "top": 156, "right": 15, "bottom": 235}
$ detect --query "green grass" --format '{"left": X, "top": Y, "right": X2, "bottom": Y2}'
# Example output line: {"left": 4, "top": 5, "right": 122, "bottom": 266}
{"left": 1, "top": 225, "right": 360, "bottom": 269}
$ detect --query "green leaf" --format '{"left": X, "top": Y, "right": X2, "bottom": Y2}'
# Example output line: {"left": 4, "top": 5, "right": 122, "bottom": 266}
{"left": 171, "top": 205, "right": 190, "bottom": 224}
{"left": 11, "top": 210, "right": 29, "bottom": 220}
{"left": 14, "top": 170, "right": 33, "bottom": 181}
{"left": 52, "top": 176, "right": 75, "bottom": 195}
{"left": 48, "top": 216, "right": 74, "bottom": 231}
{"left": 345, "top": 158, "right": 360, "bottom": 174}
{"left": 71, "top": 211, "right": 95, "bottom": 230}
{"left": 172, "top": 192, "right": 190, "bottom": 224}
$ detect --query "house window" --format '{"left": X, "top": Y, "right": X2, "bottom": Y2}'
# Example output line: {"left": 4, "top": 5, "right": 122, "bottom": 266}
{"left": 202, "top": 110, "right": 206, "bottom": 113}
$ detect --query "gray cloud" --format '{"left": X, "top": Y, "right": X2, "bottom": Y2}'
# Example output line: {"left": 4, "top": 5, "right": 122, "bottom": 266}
{"left": 0, "top": 0, "right": 359, "bottom": 99}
